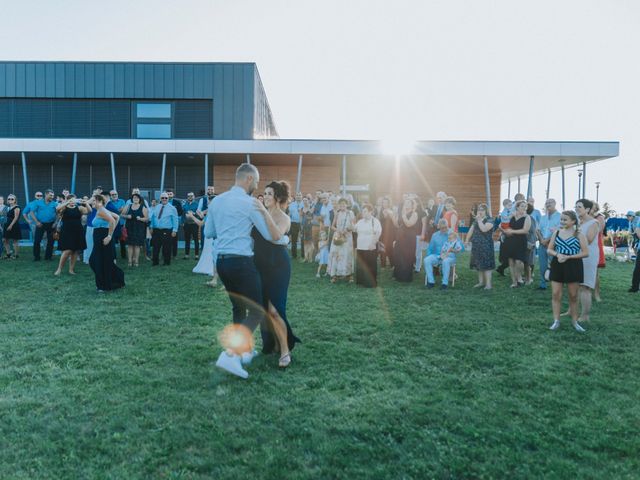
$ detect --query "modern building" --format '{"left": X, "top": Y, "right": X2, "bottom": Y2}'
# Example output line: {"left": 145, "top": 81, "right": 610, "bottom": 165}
{"left": 0, "top": 61, "right": 619, "bottom": 218}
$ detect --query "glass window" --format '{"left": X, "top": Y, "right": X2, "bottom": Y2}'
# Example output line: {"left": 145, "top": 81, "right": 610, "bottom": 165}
{"left": 137, "top": 124, "right": 171, "bottom": 139}
{"left": 136, "top": 103, "right": 171, "bottom": 119}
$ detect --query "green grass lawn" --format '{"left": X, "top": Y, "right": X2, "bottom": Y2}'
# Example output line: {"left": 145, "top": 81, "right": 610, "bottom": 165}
{"left": 1, "top": 251, "right": 639, "bottom": 479}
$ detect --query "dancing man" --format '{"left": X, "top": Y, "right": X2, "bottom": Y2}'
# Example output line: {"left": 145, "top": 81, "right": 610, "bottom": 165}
{"left": 206, "top": 163, "right": 288, "bottom": 379}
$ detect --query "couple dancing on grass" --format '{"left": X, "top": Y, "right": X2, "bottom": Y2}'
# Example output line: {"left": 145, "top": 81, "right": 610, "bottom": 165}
{"left": 206, "top": 163, "right": 300, "bottom": 379}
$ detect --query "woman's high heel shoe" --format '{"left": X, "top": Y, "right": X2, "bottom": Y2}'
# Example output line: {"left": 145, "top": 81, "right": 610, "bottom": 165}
{"left": 279, "top": 353, "right": 291, "bottom": 368}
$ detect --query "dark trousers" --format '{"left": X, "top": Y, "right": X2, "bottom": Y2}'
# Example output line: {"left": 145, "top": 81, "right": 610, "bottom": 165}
{"left": 33, "top": 222, "right": 55, "bottom": 260}
{"left": 632, "top": 253, "right": 640, "bottom": 291}
{"left": 216, "top": 256, "right": 265, "bottom": 333}
{"left": 289, "top": 222, "right": 303, "bottom": 259}
{"left": 171, "top": 227, "right": 180, "bottom": 258}
{"left": 356, "top": 249, "right": 378, "bottom": 288}
{"left": 152, "top": 229, "right": 173, "bottom": 265}
{"left": 184, "top": 223, "right": 200, "bottom": 256}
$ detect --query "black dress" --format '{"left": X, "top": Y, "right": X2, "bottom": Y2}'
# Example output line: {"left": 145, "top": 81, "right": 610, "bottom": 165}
{"left": 251, "top": 227, "right": 300, "bottom": 354}
{"left": 4, "top": 206, "right": 21, "bottom": 240}
{"left": 58, "top": 206, "right": 87, "bottom": 251}
{"left": 89, "top": 214, "right": 125, "bottom": 292}
{"left": 125, "top": 205, "right": 146, "bottom": 246}
{"left": 502, "top": 216, "right": 528, "bottom": 262}
{"left": 393, "top": 217, "right": 420, "bottom": 282}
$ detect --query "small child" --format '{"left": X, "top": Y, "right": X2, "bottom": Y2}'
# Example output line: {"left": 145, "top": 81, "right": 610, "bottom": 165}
{"left": 500, "top": 198, "right": 513, "bottom": 230}
{"left": 316, "top": 231, "right": 329, "bottom": 277}
{"left": 440, "top": 231, "right": 463, "bottom": 260}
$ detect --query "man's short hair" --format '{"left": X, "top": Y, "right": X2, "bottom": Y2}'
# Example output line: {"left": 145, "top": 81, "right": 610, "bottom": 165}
{"left": 437, "top": 219, "right": 449, "bottom": 228}
{"left": 236, "top": 163, "right": 259, "bottom": 181}
{"left": 44, "top": 189, "right": 54, "bottom": 195}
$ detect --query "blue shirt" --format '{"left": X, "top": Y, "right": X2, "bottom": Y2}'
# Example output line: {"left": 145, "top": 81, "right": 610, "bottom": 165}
{"left": 288, "top": 200, "right": 303, "bottom": 223}
{"left": 109, "top": 199, "right": 126, "bottom": 225}
{"left": 539, "top": 210, "right": 561, "bottom": 240}
{"left": 183, "top": 200, "right": 199, "bottom": 223}
{"left": 31, "top": 199, "right": 58, "bottom": 223}
{"left": 204, "top": 185, "right": 288, "bottom": 257}
{"left": 530, "top": 209, "right": 542, "bottom": 225}
{"left": 22, "top": 200, "right": 38, "bottom": 221}
{"left": 150, "top": 203, "right": 179, "bottom": 232}
{"left": 427, "top": 230, "right": 450, "bottom": 257}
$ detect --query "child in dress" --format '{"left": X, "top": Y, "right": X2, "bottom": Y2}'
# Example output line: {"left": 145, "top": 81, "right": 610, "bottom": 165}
{"left": 441, "top": 231, "right": 463, "bottom": 260}
{"left": 316, "top": 230, "right": 329, "bottom": 277}
{"left": 500, "top": 198, "right": 513, "bottom": 231}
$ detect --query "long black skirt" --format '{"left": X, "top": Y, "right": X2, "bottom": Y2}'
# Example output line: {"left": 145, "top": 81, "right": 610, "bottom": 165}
{"left": 356, "top": 249, "right": 378, "bottom": 288}
{"left": 89, "top": 228, "right": 125, "bottom": 291}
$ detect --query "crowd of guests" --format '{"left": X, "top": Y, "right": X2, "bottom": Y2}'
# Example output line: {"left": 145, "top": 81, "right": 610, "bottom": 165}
{"left": 2, "top": 183, "right": 638, "bottom": 333}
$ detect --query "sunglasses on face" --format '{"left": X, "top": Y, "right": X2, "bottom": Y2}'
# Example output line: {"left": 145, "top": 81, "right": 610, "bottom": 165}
{"left": 161, "top": 197, "right": 168, "bottom": 200}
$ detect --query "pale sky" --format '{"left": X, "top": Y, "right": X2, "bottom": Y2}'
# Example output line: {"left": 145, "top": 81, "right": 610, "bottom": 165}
{"left": 2, "top": 0, "right": 638, "bottom": 212}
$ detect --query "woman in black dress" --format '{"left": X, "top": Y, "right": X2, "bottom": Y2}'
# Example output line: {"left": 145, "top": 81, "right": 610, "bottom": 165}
{"left": 55, "top": 194, "right": 91, "bottom": 275}
{"left": 379, "top": 197, "right": 396, "bottom": 268}
{"left": 89, "top": 194, "right": 125, "bottom": 292}
{"left": 393, "top": 198, "right": 419, "bottom": 282}
{"left": 465, "top": 203, "right": 495, "bottom": 290}
{"left": 121, "top": 193, "right": 148, "bottom": 267}
{"left": 3, "top": 195, "right": 21, "bottom": 259}
{"left": 502, "top": 200, "right": 531, "bottom": 288}
{"left": 252, "top": 181, "right": 300, "bottom": 368}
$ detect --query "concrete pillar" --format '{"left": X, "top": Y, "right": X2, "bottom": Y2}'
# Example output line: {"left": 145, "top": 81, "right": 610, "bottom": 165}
{"left": 160, "top": 153, "right": 167, "bottom": 193}
{"left": 71, "top": 153, "right": 78, "bottom": 193}
{"left": 295, "top": 154, "right": 303, "bottom": 193}
{"left": 526, "top": 156, "right": 534, "bottom": 199}
{"left": 110, "top": 153, "right": 117, "bottom": 191}
{"left": 483, "top": 156, "right": 492, "bottom": 214}
{"left": 21, "top": 152, "right": 29, "bottom": 204}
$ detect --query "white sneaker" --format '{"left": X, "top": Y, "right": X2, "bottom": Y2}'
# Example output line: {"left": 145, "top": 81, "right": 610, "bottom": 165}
{"left": 215, "top": 351, "right": 249, "bottom": 379}
{"left": 241, "top": 350, "right": 258, "bottom": 365}
{"left": 549, "top": 320, "right": 560, "bottom": 330}
{"left": 573, "top": 322, "right": 586, "bottom": 333}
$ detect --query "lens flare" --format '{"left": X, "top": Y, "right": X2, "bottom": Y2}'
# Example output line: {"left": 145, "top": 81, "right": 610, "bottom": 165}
{"left": 218, "top": 324, "right": 254, "bottom": 355}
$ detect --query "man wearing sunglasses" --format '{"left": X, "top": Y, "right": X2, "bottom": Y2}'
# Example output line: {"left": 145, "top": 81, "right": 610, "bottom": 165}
{"left": 29, "top": 189, "right": 58, "bottom": 261}
{"left": 149, "top": 192, "right": 179, "bottom": 266}
{"left": 22, "top": 191, "right": 43, "bottom": 242}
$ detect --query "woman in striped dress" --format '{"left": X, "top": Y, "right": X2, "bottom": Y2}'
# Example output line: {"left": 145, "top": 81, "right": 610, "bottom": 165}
{"left": 547, "top": 211, "right": 588, "bottom": 332}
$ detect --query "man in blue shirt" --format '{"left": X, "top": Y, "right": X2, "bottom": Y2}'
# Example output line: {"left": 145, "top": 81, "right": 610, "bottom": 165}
{"left": 182, "top": 192, "right": 200, "bottom": 260}
{"left": 166, "top": 189, "right": 184, "bottom": 259}
{"left": 22, "top": 191, "right": 43, "bottom": 241}
{"left": 205, "top": 163, "right": 288, "bottom": 379}
{"left": 108, "top": 190, "right": 126, "bottom": 259}
{"left": 149, "top": 192, "right": 179, "bottom": 266}
{"left": 288, "top": 192, "right": 304, "bottom": 259}
{"left": 536, "top": 198, "right": 561, "bottom": 289}
{"left": 29, "top": 189, "right": 58, "bottom": 261}
{"left": 423, "top": 219, "right": 461, "bottom": 289}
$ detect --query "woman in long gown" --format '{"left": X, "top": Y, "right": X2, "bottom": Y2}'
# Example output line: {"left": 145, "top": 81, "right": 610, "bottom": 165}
{"left": 379, "top": 197, "right": 396, "bottom": 268}
{"left": 191, "top": 211, "right": 220, "bottom": 287}
{"left": 328, "top": 198, "right": 356, "bottom": 283}
{"left": 393, "top": 198, "right": 419, "bottom": 282}
{"left": 54, "top": 194, "right": 90, "bottom": 275}
{"left": 252, "top": 181, "right": 300, "bottom": 368}
{"left": 89, "top": 194, "right": 125, "bottom": 292}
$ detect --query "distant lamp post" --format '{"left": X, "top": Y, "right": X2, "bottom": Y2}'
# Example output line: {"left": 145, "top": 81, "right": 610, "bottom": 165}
{"left": 577, "top": 170, "right": 583, "bottom": 199}
{"left": 595, "top": 182, "right": 601, "bottom": 203}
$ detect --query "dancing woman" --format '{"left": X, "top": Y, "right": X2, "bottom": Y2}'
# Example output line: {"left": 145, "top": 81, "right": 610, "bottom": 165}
{"left": 54, "top": 194, "right": 90, "bottom": 275}
{"left": 252, "top": 181, "right": 300, "bottom": 367}
{"left": 89, "top": 194, "right": 125, "bottom": 292}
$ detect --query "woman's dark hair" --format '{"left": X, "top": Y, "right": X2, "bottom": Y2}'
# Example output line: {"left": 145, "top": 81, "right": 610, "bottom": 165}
{"left": 93, "top": 194, "right": 105, "bottom": 205}
{"left": 131, "top": 193, "right": 143, "bottom": 204}
{"left": 562, "top": 210, "right": 580, "bottom": 237}
{"left": 526, "top": 203, "right": 534, "bottom": 215}
{"left": 361, "top": 203, "right": 373, "bottom": 212}
{"left": 476, "top": 203, "right": 491, "bottom": 217}
{"left": 445, "top": 196, "right": 457, "bottom": 207}
{"left": 266, "top": 180, "right": 290, "bottom": 205}
{"left": 66, "top": 193, "right": 76, "bottom": 200}
{"left": 576, "top": 198, "right": 594, "bottom": 211}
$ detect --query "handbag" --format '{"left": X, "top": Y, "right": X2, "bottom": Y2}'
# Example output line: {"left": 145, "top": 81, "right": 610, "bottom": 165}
{"left": 332, "top": 211, "right": 350, "bottom": 246}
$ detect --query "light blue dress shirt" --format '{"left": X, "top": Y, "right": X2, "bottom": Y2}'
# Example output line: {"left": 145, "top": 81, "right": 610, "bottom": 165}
{"left": 427, "top": 230, "right": 450, "bottom": 256}
{"left": 109, "top": 199, "right": 126, "bottom": 225}
{"left": 32, "top": 199, "right": 59, "bottom": 223}
{"left": 288, "top": 200, "right": 303, "bottom": 223}
{"left": 205, "top": 186, "right": 288, "bottom": 257}
{"left": 539, "top": 211, "right": 561, "bottom": 240}
{"left": 150, "top": 203, "right": 178, "bottom": 232}
{"left": 530, "top": 209, "right": 542, "bottom": 225}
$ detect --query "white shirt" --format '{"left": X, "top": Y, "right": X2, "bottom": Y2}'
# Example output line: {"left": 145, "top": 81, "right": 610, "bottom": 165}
{"left": 355, "top": 217, "right": 382, "bottom": 250}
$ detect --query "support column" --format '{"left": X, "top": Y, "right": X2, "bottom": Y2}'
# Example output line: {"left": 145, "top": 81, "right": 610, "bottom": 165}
{"left": 246, "top": 153, "right": 251, "bottom": 165}
{"left": 71, "top": 153, "right": 78, "bottom": 193}
{"left": 546, "top": 168, "right": 551, "bottom": 200}
{"left": 507, "top": 178, "right": 511, "bottom": 199}
{"left": 582, "top": 161, "right": 586, "bottom": 198}
{"left": 341, "top": 155, "right": 347, "bottom": 197}
{"left": 21, "top": 152, "right": 30, "bottom": 205}
{"left": 561, "top": 165, "right": 566, "bottom": 210}
{"left": 110, "top": 153, "right": 117, "bottom": 191}
{"left": 295, "top": 154, "right": 303, "bottom": 193}
{"left": 526, "top": 156, "right": 534, "bottom": 199}
{"left": 483, "top": 156, "right": 492, "bottom": 214}
{"left": 160, "top": 153, "right": 167, "bottom": 193}
{"left": 517, "top": 176, "right": 521, "bottom": 194}
{"left": 204, "top": 153, "right": 209, "bottom": 190}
